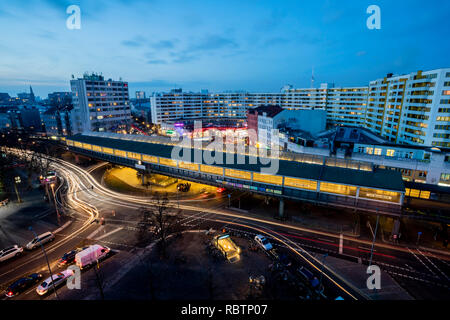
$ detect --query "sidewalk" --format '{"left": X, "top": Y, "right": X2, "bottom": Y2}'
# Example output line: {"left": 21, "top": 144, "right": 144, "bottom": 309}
{"left": 322, "top": 255, "right": 413, "bottom": 300}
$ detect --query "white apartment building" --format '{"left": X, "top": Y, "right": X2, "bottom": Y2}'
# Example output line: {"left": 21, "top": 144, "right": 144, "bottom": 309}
{"left": 70, "top": 73, "right": 131, "bottom": 133}
{"left": 150, "top": 68, "right": 450, "bottom": 148}
{"left": 326, "top": 87, "right": 368, "bottom": 127}
{"left": 366, "top": 68, "right": 450, "bottom": 147}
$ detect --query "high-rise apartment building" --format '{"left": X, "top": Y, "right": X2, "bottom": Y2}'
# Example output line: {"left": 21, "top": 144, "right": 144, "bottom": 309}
{"left": 326, "top": 87, "right": 368, "bottom": 127}
{"left": 70, "top": 73, "right": 131, "bottom": 133}
{"left": 150, "top": 68, "right": 450, "bottom": 148}
{"left": 366, "top": 68, "right": 450, "bottom": 147}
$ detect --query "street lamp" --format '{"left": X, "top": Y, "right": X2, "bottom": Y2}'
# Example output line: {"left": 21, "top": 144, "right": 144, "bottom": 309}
{"left": 14, "top": 176, "right": 22, "bottom": 203}
{"left": 29, "top": 226, "right": 59, "bottom": 300}
{"left": 50, "top": 183, "right": 61, "bottom": 225}
{"left": 369, "top": 213, "right": 380, "bottom": 268}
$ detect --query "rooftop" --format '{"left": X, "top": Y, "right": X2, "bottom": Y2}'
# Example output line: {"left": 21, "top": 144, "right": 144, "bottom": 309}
{"left": 68, "top": 133, "right": 405, "bottom": 192}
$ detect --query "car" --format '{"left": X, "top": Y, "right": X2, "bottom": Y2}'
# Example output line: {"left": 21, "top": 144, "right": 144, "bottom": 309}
{"left": 254, "top": 235, "right": 273, "bottom": 251}
{"left": 75, "top": 244, "right": 110, "bottom": 269}
{"left": 216, "top": 187, "right": 226, "bottom": 193}
{"left": 26, "top": 232, "right": 55, "bottom": 250}
{"left": 0, "top": 245, "right": 24, "bottom": 263}
{"left": 57, "top": 247, "right": 88, "bottom": 267}
{"left": 36, "top": 270, "right": 74, "bottom": 296}
{"left": 177, "top": 183, "right": 191, "bottom": 192}
{"left": 5, "top": 273, "right": 43, "bottom": 298}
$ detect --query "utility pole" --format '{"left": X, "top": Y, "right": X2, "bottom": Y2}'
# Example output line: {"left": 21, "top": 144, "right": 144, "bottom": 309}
{"left": 369, "top": 213, "right": 380, "bottom": 267}
{"left": 14, "top": 176, "right": 22, "bottom": 203}
{"left": 29, "top": 226, "right": 59, "bottom": 300}
{"left": 50, "top": 183, "right": 61, "bottom": 225}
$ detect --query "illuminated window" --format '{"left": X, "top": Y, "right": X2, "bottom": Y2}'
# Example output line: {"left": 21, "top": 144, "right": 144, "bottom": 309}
{"left": 66, "top": 140, "right": 74, "bottom": 146}
{"left": 386, "top": 149, "right": 395, "bottom": 157}
{"left": 409, "top": 189, "right": 420, "bottom": 198}
{"left": 74, "top": 141, "right": 83, "bottom": 148}
{"left": 320, "top": 182, "right": 357, "bottom": 196}
{"left": 419, "top": 191, "right": 430, "bottom": 200}
{"left": 114, "top": 149, "right": 126, "bottom": 157}
{"left": 127, "top": 152, "right": 141, "bottom": 160}
{"left": 102, "top": 147, "right": 114, "bottom": 154}
{"left": 365, "top": 147, "right": 374, "bottom": 155}
{"left": 159, "top": 158, "right": 177, "bottom": 167}
{"left": 225, "top": 169, "right": 251, "bottom": 180}
{"left": 179, "top": 162, "right": 199, "bottom": 171}
{"left": 374, "top": 148, "right": 382, "bottom": 155}
{"left": 284, "top": 177, "right": 317, "bottom": 190}
{"left": 253, "top": 173, "right": 283, "bottom": 185}
{"left": 92, "top": 145, "right": 102, "bottom": 152}
{"left": 359, "top": 188, "right": 401, "bottom": 203}
{"left": 82, "top": 143, "right": 92, "bottom": 150}
{"left": 142, "top": 155, "right": 158, "bottom": 163}
{"left": 200, "top": 165, "right": 223, "bottom": 175}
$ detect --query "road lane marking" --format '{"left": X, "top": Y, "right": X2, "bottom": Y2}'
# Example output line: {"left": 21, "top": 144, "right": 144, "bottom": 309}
{"left": 86, "top": 226, "right": 104, "bottom": 240}
{"left": 95, "top": 227, "right": 124, "bottom": 241}
{"left": 417, "top": 248, "right": 449, "bottom": 281}
{"left": 407, "top": 248, "right": 438, "bottom": 278}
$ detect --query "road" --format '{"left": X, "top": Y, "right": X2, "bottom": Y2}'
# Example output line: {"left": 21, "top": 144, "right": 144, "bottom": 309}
{"left": 1, "top": 150, "right": 450, "bottom": 300}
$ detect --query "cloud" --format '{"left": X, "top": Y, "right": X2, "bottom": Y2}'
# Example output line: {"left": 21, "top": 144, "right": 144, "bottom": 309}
{"left": 188, "top": 34, "right": 238, "bottom": 52}
{"left": 171, "top": 53, "right": 197, "bottom": 64}
{"left": 356, "top": 51, "right": 367, "bottom": 57}
{"left": 262, "top": 37, "right": 291, "bottom": 48}
{"left": 147, "top": 59, "right": 167, "bottom": 65}
{"left": 254, "top": 9, "right": 287, "bottom": 32}
{"left": 150, "top": 39, "right": 178, "bottom": 50}
{"left": 121, "top": 35, "right": 147, "bottom": 47}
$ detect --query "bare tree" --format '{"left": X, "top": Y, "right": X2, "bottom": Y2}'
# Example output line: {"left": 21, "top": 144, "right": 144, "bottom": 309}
{"left": 148, "top": 192, "right": 181, "bottom": 258}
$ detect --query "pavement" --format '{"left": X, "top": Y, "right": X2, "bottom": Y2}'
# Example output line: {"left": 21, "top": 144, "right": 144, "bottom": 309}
{"left": 321, "top": 255, "right": 413, "bottom": 300}
{"left": 0, "top": 187, "right": 59, "bottom": 249}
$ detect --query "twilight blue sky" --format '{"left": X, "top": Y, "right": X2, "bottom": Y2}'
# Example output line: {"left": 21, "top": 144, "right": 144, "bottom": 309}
{"left": 0, "top": 0, "right": 449, "bottom": 97}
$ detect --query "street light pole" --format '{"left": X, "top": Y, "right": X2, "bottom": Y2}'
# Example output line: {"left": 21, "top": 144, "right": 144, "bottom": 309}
{"left": 50, "top": 183, "right": 61, "bottom": 225}
{"left": 29, "top": 226, "right": 59, "bottom": 300}
{"left": 369, "top": 213, "right": 380, "bottom": 268}
{"left": 14, "top": 176, "right": 22, "bottom": 203}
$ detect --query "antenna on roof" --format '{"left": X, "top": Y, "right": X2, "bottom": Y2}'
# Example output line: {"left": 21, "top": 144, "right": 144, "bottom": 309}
{"left": 311, "top": 67, "right": 315, "bottom": 89}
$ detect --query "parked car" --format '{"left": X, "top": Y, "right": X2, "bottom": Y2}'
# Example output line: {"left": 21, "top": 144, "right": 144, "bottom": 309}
{"left": 297, "top": 266, "right": 315, "bottom": 282}
{"left": 0, "top": 245, "right": 24, "bottom": 263}
{"left": 5, "top": 273, "right": 43, "bottom": 298}
{"left": 36, "top": 270, "right": 74, "bottom": 296}
{"left": 254, "top": 235, "right": 273, "bottom": 251}
{"left": 75, "top": 244, "right": 110, "bottom": 269}
{"left": 57, "top": 247, "right": 89, "bottom": 267}
{"left": 26, "top": 232, "right": 55, "bottom": 250}
{"left": 177, "top": 183, "right": 191, "bottom": 192}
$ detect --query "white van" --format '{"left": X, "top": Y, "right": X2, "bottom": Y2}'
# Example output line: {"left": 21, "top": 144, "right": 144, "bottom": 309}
{"left": 26, "top": 232, "right": 55, "bottom": 250}
{"left": 75, "top": 244, "right": 110, "bottom": 269}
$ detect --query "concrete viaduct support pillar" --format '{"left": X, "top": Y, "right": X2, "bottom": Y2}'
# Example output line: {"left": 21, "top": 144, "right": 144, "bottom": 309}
{"left": 141, "top": 171, "right": 146, "bottom": 186}
{"left": 279, "top": 198, "right": 285, "bottom": 219}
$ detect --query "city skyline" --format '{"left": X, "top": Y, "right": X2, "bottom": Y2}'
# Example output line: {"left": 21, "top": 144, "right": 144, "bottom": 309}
{"left": 0, "top": 0, "right": 449, "bottom": 97}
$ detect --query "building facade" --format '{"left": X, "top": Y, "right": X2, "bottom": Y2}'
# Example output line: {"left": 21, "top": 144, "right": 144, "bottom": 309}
{"left": 150, "top": 68, "right": 450, "bottom": 148}
{"left": 70, "top": 73, "right": 131, "bottom": 133}
{"left": 366, "top": 68, "right": 450, "bottom": 148}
